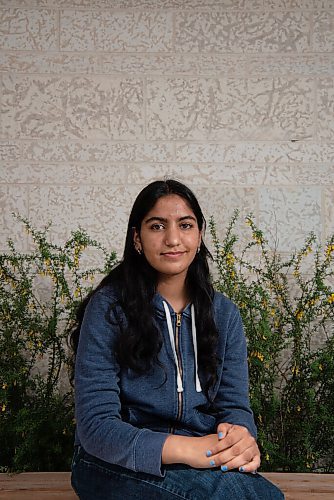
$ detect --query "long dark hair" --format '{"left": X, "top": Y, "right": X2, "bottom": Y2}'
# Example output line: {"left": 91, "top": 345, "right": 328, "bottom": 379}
{"left": 69, "top": 179, "right": 219, "bottom": 397}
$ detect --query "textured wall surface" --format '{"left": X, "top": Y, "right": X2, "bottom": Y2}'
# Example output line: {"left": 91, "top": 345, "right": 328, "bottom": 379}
{"left": 1, "top": 0, "right": 334, "bottom": 259}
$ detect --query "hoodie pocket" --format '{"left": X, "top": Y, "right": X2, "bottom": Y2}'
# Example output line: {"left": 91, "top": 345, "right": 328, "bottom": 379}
{"left": 124, "top": 406, "right": 169, "bottom": 431}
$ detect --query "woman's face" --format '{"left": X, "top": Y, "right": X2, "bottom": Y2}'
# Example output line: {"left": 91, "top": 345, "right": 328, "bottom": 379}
{"left": 133, "top": 194, "right": 202, "bottom": 280}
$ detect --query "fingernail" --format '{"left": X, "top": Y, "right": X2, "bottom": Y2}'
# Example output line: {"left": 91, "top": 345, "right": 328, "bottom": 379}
{"left": 251, "top": 470, "right": 257, "bottom": 475}
{"left": 206, "top": 450, "right": 212, "bottom": 457}
{"left": 210, "top": 459, "right": 215, "bottom": 467}
{"left": 218, "top": 432, "right": 224, "bottom": 439}
{"left": 221, "top": 465, "right": 228, "bottom": 472}
{"left": 239, "top": 466, "right": 245, "bottom": 472}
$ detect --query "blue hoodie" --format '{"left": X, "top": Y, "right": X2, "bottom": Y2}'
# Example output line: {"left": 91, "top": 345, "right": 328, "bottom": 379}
{"left": 74, "top": 284, "right": 256, "bottom": 477}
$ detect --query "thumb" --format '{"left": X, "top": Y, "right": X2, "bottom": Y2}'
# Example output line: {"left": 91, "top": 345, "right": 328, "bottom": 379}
{"left": 217, "top": 422, "right": 233, "bottom": 440}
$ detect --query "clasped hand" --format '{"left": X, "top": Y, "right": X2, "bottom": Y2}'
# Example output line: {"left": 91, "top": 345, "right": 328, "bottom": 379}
{"left": 187, "top": 423, "right": 260, "bottom": 473}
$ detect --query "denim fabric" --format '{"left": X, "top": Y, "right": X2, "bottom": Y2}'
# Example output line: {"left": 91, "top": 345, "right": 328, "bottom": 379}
{"left": 71, "top": 446, "right": 285, "bottom": 500}
{"left": 74, "top": 285, "right": 257, "bottom": 476}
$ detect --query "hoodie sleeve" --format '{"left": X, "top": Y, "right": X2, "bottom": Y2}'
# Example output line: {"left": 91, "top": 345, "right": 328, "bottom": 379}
{"left": 214, "top": 302, "right": 257, "bottom": 438}
{"left": 74, "top": 289, "right": 169, "bottom": 477}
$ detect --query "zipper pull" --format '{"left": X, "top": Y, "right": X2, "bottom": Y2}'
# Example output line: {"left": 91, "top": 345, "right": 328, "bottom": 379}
{"left": 176, "top": 313, "right": 181, "bottom": 327}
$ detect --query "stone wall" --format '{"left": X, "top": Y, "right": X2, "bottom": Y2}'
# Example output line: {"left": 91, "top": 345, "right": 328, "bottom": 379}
{"left": 1, "top": 0, "right": 333, "bottom": 258}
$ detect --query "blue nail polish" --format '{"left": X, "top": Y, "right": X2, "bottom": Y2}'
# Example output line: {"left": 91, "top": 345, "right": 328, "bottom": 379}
{"left": 218, "top": 432, "right": 224, "bottom": 439}
{"left": 210, "top": 459, "right": 215, "bottom": 467}
{"left": 221, "top": 465, "right": 228, "bottom": 472}
{"left": 239, "top": 466, "right": 245, "bottom": 472}
{"left": 206, "top": 450, "right": 212, "bottom": 457}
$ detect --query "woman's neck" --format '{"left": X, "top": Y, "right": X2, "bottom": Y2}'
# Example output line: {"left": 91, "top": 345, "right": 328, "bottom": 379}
{"left": 157, "top": 273, "right": 189, "bottom": 313}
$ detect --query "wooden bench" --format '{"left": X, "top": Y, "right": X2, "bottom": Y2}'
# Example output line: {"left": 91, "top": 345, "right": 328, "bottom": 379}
{"left": 0, "top": 472, "right": 333, "bottom": 499}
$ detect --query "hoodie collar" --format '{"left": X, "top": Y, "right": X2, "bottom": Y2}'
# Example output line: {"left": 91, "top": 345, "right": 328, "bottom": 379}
{"left": 152, "top": 291, "right": 192, "bottom": 319}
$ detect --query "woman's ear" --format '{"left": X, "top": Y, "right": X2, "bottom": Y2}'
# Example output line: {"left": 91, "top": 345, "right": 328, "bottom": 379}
{"left": 133, "top": 227, "right": 142, "bottom": 253}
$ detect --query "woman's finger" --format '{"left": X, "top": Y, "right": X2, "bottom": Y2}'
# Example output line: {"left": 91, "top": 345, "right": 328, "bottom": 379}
{"left": 216, "top": 422, "right": 233, "bottom": 440}
{"left": 216, "top": 443, "right": 256, "bottom": 466}
{"left": 209, "top": 427, "right": 252, "bottom": 457}
{"left": 238, "top": 454, "right": 261, "bottom": 474}
{"left": 216, "top": 449, "right": 261, "bottom": 473}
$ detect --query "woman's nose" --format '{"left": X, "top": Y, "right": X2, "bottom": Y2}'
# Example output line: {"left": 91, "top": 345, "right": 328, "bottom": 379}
{"left": 165, "top": 225, "right": 181, "bottom": 246}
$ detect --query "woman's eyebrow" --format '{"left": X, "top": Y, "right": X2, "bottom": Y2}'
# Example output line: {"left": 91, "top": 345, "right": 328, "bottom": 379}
{"left": 144, "top": 215, "right": 197, "bottom": 224}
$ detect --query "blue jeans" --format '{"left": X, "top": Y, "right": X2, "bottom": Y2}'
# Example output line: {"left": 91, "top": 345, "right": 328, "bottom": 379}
{"left": 71, "top": 445, "right": 284, "bottom": 499}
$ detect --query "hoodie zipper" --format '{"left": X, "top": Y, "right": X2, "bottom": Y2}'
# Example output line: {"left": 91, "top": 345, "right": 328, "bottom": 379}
{"left": 171, "top": 312, "right": 183, "bottom": 433}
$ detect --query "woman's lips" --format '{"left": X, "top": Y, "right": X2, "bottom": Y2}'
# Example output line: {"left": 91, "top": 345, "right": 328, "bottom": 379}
{"left": 161, "top": 251, "right": 185, "bottom": 258}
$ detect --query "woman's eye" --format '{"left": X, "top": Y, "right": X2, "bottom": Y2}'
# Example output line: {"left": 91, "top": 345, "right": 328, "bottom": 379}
{"left": 180, "top": 222, "right": 193, "bottom": 229}
{"left": 151, "top": 223, "right": 165, "bottom": 231}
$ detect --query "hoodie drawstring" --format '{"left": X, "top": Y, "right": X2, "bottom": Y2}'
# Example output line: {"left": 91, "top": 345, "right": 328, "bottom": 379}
{"left": 162, "top": 301, "right": 202, "bottom": 393}
{"left": 162, "top": 301, "right": 183, "bottom": 392}
{"left": 191, "top": 304, "right": 202, "bottom": 393}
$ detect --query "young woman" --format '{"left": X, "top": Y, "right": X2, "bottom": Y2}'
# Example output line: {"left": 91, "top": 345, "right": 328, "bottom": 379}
{"left": 70, "top": 179, "right": 284, "bottom": 499}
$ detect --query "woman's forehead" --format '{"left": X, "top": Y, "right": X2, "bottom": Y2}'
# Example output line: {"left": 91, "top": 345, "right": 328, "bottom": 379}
{"left": 145, "top": 194, "right": 195, "bottom": 219}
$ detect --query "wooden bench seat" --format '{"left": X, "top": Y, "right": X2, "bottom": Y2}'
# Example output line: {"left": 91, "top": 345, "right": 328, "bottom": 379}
{"left": 1, "top": 472, "right": 334, "bottom": 499}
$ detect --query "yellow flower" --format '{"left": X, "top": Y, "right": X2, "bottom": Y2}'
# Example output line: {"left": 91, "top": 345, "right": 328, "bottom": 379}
{"left": 301, "top": 246, "right": 312, "bottom": 256}
{"left": 62, "top": 429, "right": 67, "bottom": 435}
{"left": 1, "top": 404, "right": 6, "bottom": 412}
{"left": 325, "top": 244, "right": 334, "bottom": 257}
{"left": 327, "top": 293, "right": 334, "bottom": 304}
{"left": 297, "top": 405, "right": 301, "bottom": 412}
{"left": 295, "top": 310, "right": 304, "bottom": 320}
{"left": 265, "top": 453, "right": 270, "bottom": 461}
{"left": 318, "top": 364, "right": 323, "bottom": 371}
{"left": 226, "top": 252, "right": 235, "bottom": 266}
{"left": 258, "top": 415, "right": 263, "bottom": 424}
{"left": 293, "top": 270, "right": 300, "bottom": 277}
{"left": 250, "top": 351, "right": 264, "bottom": 362}
{"left": 74, "top": 288, "right": 81, "bottom": 298}
{"left": 245, "top": 218, "right": 252, "bottom": 226}
{"left": 37, "top": 341, "right": 42, "bottom": 348}
{"left": 292, "top": 365, "right": 299, "bottom": 375}
{"left": 2, "top": 383, "right": 8, "bottom": 390}
{"left": 252, "top": 234, "right": 262, "bottom": 245}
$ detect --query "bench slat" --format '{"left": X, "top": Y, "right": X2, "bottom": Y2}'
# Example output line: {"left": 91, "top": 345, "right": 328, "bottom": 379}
{"left": 1, "top": 472, "right": 334, "bottom": 499}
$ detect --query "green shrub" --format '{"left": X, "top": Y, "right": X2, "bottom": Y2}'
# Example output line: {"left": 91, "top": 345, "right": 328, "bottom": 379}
{"left": 1, "top": 213, "right": 333, "bottom": 472}
{"left": 210, "top": 210, "right": 334, "bottom": 472}
{"left": 0, "top": 216, "right": 117, "bottom": 472}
